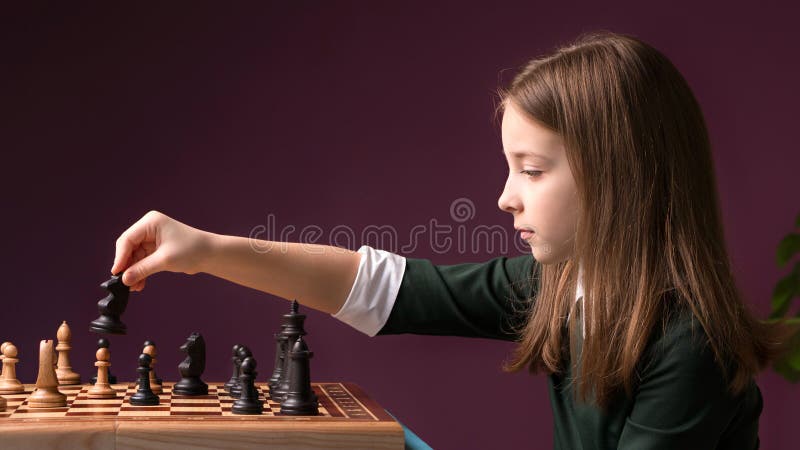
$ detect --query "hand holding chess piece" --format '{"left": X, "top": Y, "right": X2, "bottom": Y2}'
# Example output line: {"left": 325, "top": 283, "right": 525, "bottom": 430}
{"left": 109, "top": 210, "right": 216, "bottom": 292}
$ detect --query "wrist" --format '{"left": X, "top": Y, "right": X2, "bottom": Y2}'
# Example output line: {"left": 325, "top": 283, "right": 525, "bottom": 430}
{"left": 194, "top": 230, "right": 222, "bottom": 275}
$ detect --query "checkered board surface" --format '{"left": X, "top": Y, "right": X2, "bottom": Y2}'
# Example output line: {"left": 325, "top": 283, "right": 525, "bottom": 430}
{"left": 0, "top": 382, "right": 379, "bottom": 421}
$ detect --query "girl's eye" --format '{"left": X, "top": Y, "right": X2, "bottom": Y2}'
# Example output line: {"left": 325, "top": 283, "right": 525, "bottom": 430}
{"left": 519, "top": 169, "right": 543, "bottom": 178}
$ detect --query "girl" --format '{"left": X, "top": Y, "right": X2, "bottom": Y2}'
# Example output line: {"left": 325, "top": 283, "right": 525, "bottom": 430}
{"left": 110, "top": 31, "right": 786, "bottom": 449}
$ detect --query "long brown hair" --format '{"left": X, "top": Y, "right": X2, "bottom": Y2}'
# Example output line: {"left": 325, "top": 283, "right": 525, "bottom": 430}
{"left": 496, "top": 31, "right": 787, "bottom": 409}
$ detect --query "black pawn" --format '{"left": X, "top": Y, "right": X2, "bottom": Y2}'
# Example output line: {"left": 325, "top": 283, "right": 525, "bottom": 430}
{"left": 130, "top": 353, "right": 159, "bottom": 406}
{"left": 268, "top": 328, "right": 287, "bottom": 393}
{"left": 279, "top": 336, "right": 318, "bottom": 416}
{"left": 232, "top": 357, "right": 264, "bottom": 415}
{"left": 89, "top": 273, "right": 130, "bottom": 335}
{"left": 229, "top": 345, "right": 252, "bottom": 399}
{"left": 273, "top": 300, "right": 307, "bottom": 402}
{"left": 143, "top": 340, "right": 162, "bottom": 384}
{"left": 224, "top": 344, "right": 243, "bottom": 392}
{"left": 91, "top": 338, "right": 117, "bottom": 384}
{"left": 173, "top": 332, "right": 208, "bottom": 396}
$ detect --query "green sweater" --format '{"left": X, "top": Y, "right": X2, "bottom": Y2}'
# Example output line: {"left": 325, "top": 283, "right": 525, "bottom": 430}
{"left": 376, "top": 254, "right": 763, "bottom": 449}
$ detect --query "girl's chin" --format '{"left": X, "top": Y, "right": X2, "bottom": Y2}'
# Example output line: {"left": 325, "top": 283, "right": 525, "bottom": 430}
{"left": 531, "top": 242, "right": 566, "bottom": 264}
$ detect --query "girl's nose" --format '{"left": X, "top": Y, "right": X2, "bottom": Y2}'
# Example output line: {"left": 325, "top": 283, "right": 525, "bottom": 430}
{"left": 498, "top": 181, "right": 522, "bottom": 213}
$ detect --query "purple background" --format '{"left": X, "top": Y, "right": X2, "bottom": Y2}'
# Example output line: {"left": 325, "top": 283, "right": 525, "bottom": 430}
{"left": 2, "top": 2, "right": 799, "bottom": 449}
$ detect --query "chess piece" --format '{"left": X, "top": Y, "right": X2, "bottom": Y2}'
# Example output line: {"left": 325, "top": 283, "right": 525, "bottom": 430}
{"left": 273, "top": 300, "right": 307, "bottom": 402}
{"left": 88, "top": 347, "right": 116, "bottom": 399}
{"left": 0, "top": 341, "right": 7, "bottom": 408}
{"left": 279, "top": 336, "right": 319, "bottom": 416}
{"left": 269, "top": 332, "right": 289, "bottom": 397}
{"left": 268, "top": 326, "right": 287, "bottom": 392}
{"left": 55, "top": 321, "right": 81, "bottom": 385}
{"left": 130, "top": 353, "right": 159, "bottom": 406}
{"left": 0, "top": 349, "right": 6, "bottom": 408}
{"left": 232, "top": 357, "right": 264, "bottom": 415}
{"left": 89, "top": 273, "right": 130, "bottom": 335}
{"left": 229, "top": 345, "right": 252, "bottom": 399}
{"left": 0, "top": 343, "right": 8, "bottom": 408}
{"left": 29, "top": 340, "right": 67, "bottom": 408}
{"left": 0, "top": 342, "right": 25, "bottom": 394}
{"left": 224, "top": 344, "right": 242, "bottom": 392}
{"left": 142, "top": 344, "right": 162, "bottom": 395}
{"left": 173, "top": 332, "right": 208, "bottom": 395}
{"left": 91, "top": 338, "right": 117, "bottom": 384}
{"left": 144, "top": 340, "right": 162, "bottom": 384}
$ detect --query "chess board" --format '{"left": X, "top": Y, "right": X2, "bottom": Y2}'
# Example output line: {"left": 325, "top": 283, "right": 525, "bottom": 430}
{"left": 0, "top": 381, "right": 404, "bottom": 450}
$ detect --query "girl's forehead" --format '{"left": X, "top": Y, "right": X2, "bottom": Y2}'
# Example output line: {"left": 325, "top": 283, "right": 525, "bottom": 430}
{"left": 501, "top": 104, "right": 563, "bottom": 158}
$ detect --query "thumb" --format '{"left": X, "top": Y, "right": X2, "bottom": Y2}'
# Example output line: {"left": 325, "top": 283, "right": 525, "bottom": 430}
{"left": 122, "top": 251, "right": 167, "bottom": 287}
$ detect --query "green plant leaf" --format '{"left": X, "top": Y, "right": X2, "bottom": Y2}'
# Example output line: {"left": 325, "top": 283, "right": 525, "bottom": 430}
{"left": 790, "top": 347, "right": 800, "bottom": 371}
{"left": 774, "top": 357, "right": 800, "bottom": 383}
{"left": 784, "top": 328, "right": 800, "bottom": 371}
{"left": 777, "top": 233, "right": 800, "bottom": 267}
{"left": 767, "top": 212, "right": 800, "bottom": 383}
{"left": 773, "top": 327, "right": 800, "bottom": 382}
{"left": 769, "top": 271, "right": 799, "bottom": 318}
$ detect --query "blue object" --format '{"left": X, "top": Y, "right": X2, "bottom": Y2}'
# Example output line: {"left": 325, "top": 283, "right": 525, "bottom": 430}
{"left": 386, "top": 410, "right": 434, "bottom": 450}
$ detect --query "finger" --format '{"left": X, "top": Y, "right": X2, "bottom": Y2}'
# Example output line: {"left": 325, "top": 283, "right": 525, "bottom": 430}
{"left": 112, "top": 214, "right": 157, "bottom": 274}
{"left": 131, "top": 279, "right": 146, "bottom": 292}
{"left": 115, "top": 254, "right": 133, "bottom": 278}
{"left": 132, "top": 247, "right": 147, "bottom": 266}
{"left": 122, "top": 249, "right": 167, "bottom": 287}
{"left": 142, "top": 241, "right": 156, "bottom": 255}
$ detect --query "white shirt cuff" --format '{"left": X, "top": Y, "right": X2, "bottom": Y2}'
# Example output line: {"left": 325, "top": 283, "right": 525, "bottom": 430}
{"left": 331, "top": 245, "right": 406, "bottom": 337}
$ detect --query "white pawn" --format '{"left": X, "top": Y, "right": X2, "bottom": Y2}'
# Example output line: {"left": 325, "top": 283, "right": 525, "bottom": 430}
{"left": 88, "top": 347, "right": 116, "bottom": 399}
{"left": 0, "top": 341, "right": 9, "bottom": 372}
{"left": 143, "top": 344, "right": 162, "bottom": 395}
{"left": 55, "top": 321, "right": 81, "bottom": 385}
{"left": 0, "top": 342, "right": 25, "bottom": 394}
{"left": 0, "top": 343, "right": 4, "bottom": 411}
{"left": 0, "top": 341, "right": 6, "bottom": 410}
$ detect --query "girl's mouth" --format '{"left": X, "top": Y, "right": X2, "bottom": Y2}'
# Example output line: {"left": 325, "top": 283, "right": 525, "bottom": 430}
{"left": 519, "top": 230, "right": 534, "bottom": 241}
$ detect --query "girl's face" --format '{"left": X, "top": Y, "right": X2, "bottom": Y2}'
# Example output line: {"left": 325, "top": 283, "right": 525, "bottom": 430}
{"left": 498, "top": 100, "right": 579, "bottom": 264}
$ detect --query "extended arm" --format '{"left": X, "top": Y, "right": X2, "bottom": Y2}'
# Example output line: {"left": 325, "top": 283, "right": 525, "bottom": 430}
{"left": 111, "top": 210, "right": 361, "bottom": 315}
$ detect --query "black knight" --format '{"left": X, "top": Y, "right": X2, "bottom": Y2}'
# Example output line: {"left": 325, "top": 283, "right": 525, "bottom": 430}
{"left": 173, "top": 332, "right": 208, "bottom": 395}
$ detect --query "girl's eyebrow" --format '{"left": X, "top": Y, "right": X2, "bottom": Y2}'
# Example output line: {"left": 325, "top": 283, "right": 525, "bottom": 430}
{"left": 502, "top": 149, "right": 552, "bottom": 160}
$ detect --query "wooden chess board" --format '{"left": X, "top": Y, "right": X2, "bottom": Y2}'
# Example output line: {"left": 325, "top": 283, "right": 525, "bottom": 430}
{"left": 0, "top": 381, "right": 404, "bottom": 449}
